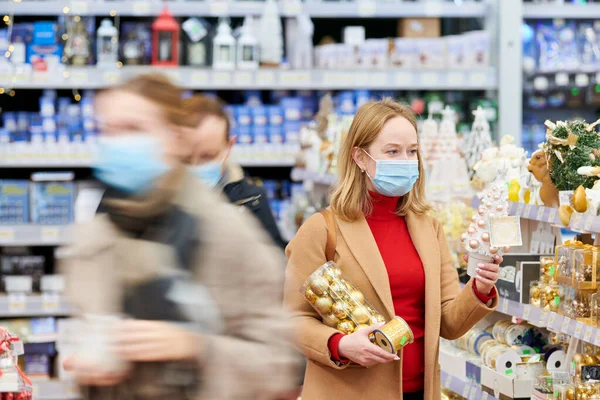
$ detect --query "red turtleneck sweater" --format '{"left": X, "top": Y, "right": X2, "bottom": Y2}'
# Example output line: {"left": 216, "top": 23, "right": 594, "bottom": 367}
{"left": 328, "top": 192, "right": 496, "bottom": 393}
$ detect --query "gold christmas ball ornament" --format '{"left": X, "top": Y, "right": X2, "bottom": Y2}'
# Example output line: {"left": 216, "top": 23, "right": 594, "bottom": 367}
{"left": 574, "top": 185, "right": 588, "bottom": 213}
{"left": 566, "top": 387, "right": 576, "bottom": 400}
{"left": 322, "top": 313, "right": 339, "bottom": 327}
{"left": 371, "top": 314, "right": 386, "bottom": 324}
{"left": 315, "top": 296, "right": 333, "bottom": 314}
{"left": 332, "top": 301, "right": 349, "bottom": 319}
{"left": 481, "top": 232, "right": 491, "bottom": 243}
{"left": 305, "top": 288, "right": 318, "bottom": 304}
{"left": 310, "top": 276, "right": 330, "bottom": 295}
{"left": 337, "top": 320, "right": 355, "bottom": 335}
{"left": 351, "top": 306, "right": 371, "bottom": 324}
{"left": 349, "top": 290, "right": 365, "bottom": 304}
{"left": 530, "top": 285, "right": 540, "bottom": 300}
{"left": 323, "top": 267, "right": 342, "bottom": 283}
{"left": 469, "top": 240, "right": 480, "bottom": 250}
{"left": 329, "top": 281, "right": 348, "bottom": 297}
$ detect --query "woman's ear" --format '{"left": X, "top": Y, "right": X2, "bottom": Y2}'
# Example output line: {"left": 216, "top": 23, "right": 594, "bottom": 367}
{"left": 351, "top": 147, "right": 367, "bottom": 172}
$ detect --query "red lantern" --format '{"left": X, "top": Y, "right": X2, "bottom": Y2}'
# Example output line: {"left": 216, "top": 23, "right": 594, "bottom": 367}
{"left": 151, "top": 7, "right": 180, "bottom": 67}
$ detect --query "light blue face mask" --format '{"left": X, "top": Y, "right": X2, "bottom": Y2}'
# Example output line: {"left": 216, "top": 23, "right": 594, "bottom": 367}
{"left": 191, "top": 161, "right": 223, "bottom": 188}
{"left": 363, "top": 150, "right": 420, "bottom": 197}
{"left": 93, "top": 135, "right": 170, "bottom": 194}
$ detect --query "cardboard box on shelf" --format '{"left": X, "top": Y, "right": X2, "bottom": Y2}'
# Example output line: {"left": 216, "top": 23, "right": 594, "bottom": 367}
{"left": 398, "top": 18, "right": 441, "bottom": 38}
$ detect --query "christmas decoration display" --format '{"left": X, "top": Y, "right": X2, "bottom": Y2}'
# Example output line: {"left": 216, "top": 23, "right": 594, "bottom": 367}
{"left": 461, "top": 170, "right": 515, "bottom": 277}
{"left": 258, "top": 0, "right": 284, "bottom": 67}
{"left": 287, "top": 11, "right": 314, "bottom": 70}
{"left": 96, "top": 19, "right": 119, "bottom": 67}
{"left": 431, "top": 202, "right": 474, "bottom": 268}
{"left": 236, "top": 17, "right": 259, "bottom": 70}
{"left": 463, "top": 106, "right": 493, "bottom": 179}
{"left": 301, "top": 262, "right": 413, "bottom": 354}
{"left": 472, "top": 136, "right": 528, "bottom": 195}
{"left": 426, "top": 106, "right": 472, "bottom": 203}
{"left": 0, "top": 327, "right": 33, "bottom": 399}
{"left": 151, "top": 7, "right": 180, "bottom": 67}
{"left": 212, "top": 18, "right": 235, "bottom": 70}
{"left": 419, "top": 112, "right": 438, "bottom": 175}
{"left": 63, "top": 17, "right": 92, "bottom": 66}
{"left": 527, "top": 149, "right": 559, "bottom": 207}
{"left": 182, "top": 17, "right": 212, "bottom": 67}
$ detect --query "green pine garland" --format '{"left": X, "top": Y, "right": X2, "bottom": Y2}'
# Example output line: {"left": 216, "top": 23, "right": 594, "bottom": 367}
{"left": 547, "top": 120, "right": 600, "bottom": 191}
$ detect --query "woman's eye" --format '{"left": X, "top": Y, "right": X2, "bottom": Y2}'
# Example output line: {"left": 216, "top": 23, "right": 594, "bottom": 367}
{"left": 409, "top": 149, "right": 418, "bottom": 155}
{"left": 387, "top": 150, "right": 399, "bottom": 155}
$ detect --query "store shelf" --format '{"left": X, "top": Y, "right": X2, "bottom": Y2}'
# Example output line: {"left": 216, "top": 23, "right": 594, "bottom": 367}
{"left": 0, "top": 158, "right": 295, "bottom": 168}
{"left": 523, "top": 3, "right": 600, "bottom": 19}
{"left": 0, "top": 294, "right": 75, "bottom": 317}
{"left": 236, "top": 158, "right": 296, "bottom": 167}
{"left": 441, "top": 370, "right": 495, "bottom": 400}
{"left": 0, "top": 225, "right": 71, "bottom": 246}
{"left": 291, "top": 167, "right": 337, "bottom": 186}
{"left": 6, "top": 0, "right": 489, "bottom": 18}
{"left": 1, "top": 67, "right": 498, "bottom": 90}
{"left": 33, "top": 380, "right": 80, "bottom": 400}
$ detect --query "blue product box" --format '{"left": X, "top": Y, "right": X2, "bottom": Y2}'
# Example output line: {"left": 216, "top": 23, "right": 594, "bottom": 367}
{"left": 31, "top": 182, "right": 75, "bottom": 225}
{"left": 32, "top": 21, "right": 57, "bottom": 46}
{"left": 270, "top": 90, "right": 291, "bottom": 104}
{"left": 31, "top": 317, "right": 57, "bottom": 336}
{"left": 26, "top": 43, "right": 63, "bottom": 71}
{"left": 17, "top": 112, "right": 29, "bottom": 133}
{"left": 281, "top": 180, "right": 291, "bottom": 199}
{"left": 269, "top": 199, "right": 281, "bottom": 221}
{"left": 3, "top": 112, "right": 17, "bottom": 132}
{"left": 301, "top": 97, "right": 317, "bottom": 121}
{"left": 11, "top": 23, "right": 34, "bottom": 44}
{"left": 29, "top": 114, "right": 43, "bottom": 142}
{"left": 267, "top": 106, "right": 284, "bottom": 126}
{"left": 355, "top": 90, "right": 371, "bottom": 108}
{"left": 0, "top": 181, "right": 29, "bottom": 224}
{"left": 0, "top": 129, "right": 9, "bottom": 144}
{"left": 42, "top": 89, "right": 57, "bottom": 99}
{"left": 281, "top": 97, "right": 303, "bottom": 122}
{"left": 23, "top": 342, "right": 56, "bottom": 356}
{"left": 263, "top": 180, "right": 278, "bottom": 200}
{"left": 24, "top": 354, "right": 51, "bottom": 377}
{"left": 43, "top": 118, "right": 57, "bottom": 141}
{"left": 269, "top": 125, "right": 284, "bottom": 144}
{"left": 283, "top": 121, "right": 302, "bottom": 144}
{"left": 57, "top": 98, "right": 71, "bottom": 116}
{"left": 238, "top": 126, "right": 253, "bottom": 146}
{"left": 251, "top": 106, "right": 268, "bottom": 127}
{"left": 339, "top": 91, "right": 355, "bottom": 114}
{"left": 81, "top": 97, "right": 94, "bottom": 118}
{"left": 235, "top": 106, "right": 252, "bottom": 127}
{"left": 253, "top": 126, "right": 268, "bottom": 144}
{"left": 39, "top": 97, "right": 56, "bottom": 117}
{"left": 244, "top": 90, "right": 262, "bottom": 106}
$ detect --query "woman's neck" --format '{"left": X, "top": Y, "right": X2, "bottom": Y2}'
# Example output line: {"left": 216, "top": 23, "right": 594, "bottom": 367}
{"left": 368, "top": 191, "right": 400, "bottom": 220}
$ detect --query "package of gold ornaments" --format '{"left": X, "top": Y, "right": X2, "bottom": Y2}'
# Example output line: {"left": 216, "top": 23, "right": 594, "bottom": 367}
{"left": 301, "top": 262, "right": 414, "bottom": 354}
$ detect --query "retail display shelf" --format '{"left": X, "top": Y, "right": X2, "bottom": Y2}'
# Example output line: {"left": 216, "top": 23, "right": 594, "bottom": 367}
{"left": 0, "top": 158, "right": 296, "bottom": 168}
{"left": 440, "top": 370, "right": 495, "bottom": 400}
{"left": 523, "top": 3, "right": 600, "bottom": 19}
{"left": 0, "top": 294, "right": 75, "bottom": 318}
{"left": 236, "top": 158, "right": 297, "bottom": 167}
{"left": 0, "top": 225, "right": 71, "bottom": 246}
{"left": 291, "top": 167, "right": 337, "bottom": 186}
{"left": 471, "top": 196, "right": 600, "bottom": 233}
{"left": 33, "top": 380, "right": 80, "bottom": 400}
{"left": 0, "top": 67, "right": 498, "bottom": 90}
{"left": 7, "top": 0, "right": 488, "bottom": 18}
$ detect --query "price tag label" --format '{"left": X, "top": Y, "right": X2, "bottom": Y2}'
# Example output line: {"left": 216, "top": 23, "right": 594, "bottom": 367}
{"left": 523, "top": 305, "right": 531, "bottom": 320}
{"left": 444, "top": 374, "right": 452, "bottom": 388}
{"left": 191, "top": 71, "right": 209, "bottom": 86}
{"left": 66, "top": 382, "right": 79, "bottom": 396}
{"left": 165, "top": 71, "right": 182, "bottom": 84}
{"left": 462, "top": 383, "right": 470, "bottom": 398}
{"left": 256, "top": 71, "right": 275, "bottom": 87}
{"left": 395, "top": 72, "right": 413, "bottom": 86}
{"left": 42, "top": 292, "right": 60, "bottom": 311}
{"left": 370, "top": 72, "right": 387, "bottom": 87}
{"left": 41, "top": 227, "right": 60, "bottom": 243}
{"left": 447, "top": 72, "right": 466, "bottom": 86}
{"left": 470, "top": 72, "right": 487, "bottom": 87}
{"left": 70, "top": 0, "right": 89, "bottom": 14}
{"left": 501, "top": 298, "right": 509, "bottom": 314}
{"left": 524, "top": 204, "right": 532, "bottom": 218}
{"left": 424, "top": 1, "right": 443, "bottom": 16}
{"left": 555, "top": 72, "right": 569, "bottom": 87}
{"left": 131, "top": 0, "right": 151, "bottom": 15}
{"left": 584, "top": 325, "right": 594, "bottom": 343}
{"left": 0, "top": 227, "right": 15, "bottom": 244}
{"left": 421, "top": 72, "right": 440, "bottom": 87}
{"left": 572, "top": 213, "right": 583, "bottom": 230}
{"left": 585, "top": 216, "right": 594, "bottom": 231}
{"left": 103, "top": 71, "right": 121, "bottom": 85}
{"left": 548, "top": 208, "right": 558, "bottom": 224}
{"left": 539, "top": 311, "right": 549, "bottom": 325}
{"left": 561, "top": 317, "right": 571, "bottom": 334}
{"left": 357, "top": 0, "right": 377, "bottom": 16}
{"left": 8, "top": 293, "right": 26, "bottom": 313}
{"left": 575, "top": 321, "right": 585, "bottom": 338}
{"left": 535, "top": 206, "right": 545, "bottom": 221}
{"left": 594, "top": 331, "right": 600, "bottom": 346}
{"left": 212, "top": 72, "right": 232, "bottom": 86}
{"left": 280, "top": 71, "right": 311, "bottom": 86}
{"left": 516, "top": 203, "right": 525, "bottom": 216}
{"left": 70, "top": 70, "right": 89, "bottom": 84}
{"left": 576, "top": 73, "right": 590, "bottom": 87}
{"left": 282, "top": 0, "right": 302, "bottom": 15}
{"left": 209, "top": 0, "right": 230, "bottom": 15}
{"left": 234, "top": 72, "right": 253, "bottom": 87}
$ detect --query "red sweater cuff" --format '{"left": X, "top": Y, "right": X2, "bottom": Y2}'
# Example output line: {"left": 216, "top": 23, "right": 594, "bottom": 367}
{"left": 328, "top": 333, "right": 349, "bottom": 363}
{"left": 472, "top": 279, "right": 497, "bottom": 303}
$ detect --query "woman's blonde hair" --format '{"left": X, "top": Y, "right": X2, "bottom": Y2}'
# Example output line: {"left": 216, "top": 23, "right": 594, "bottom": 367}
{"left": 330, "top": 98, "right": 430, "bottom": 221}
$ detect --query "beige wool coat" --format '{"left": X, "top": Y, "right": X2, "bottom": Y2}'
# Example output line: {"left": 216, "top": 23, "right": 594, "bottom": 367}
{"left": 283, "top": 209, "right": 498, "bottom": 400}
{"left": 60, "top": 169, "right": 299, "bottom": 400}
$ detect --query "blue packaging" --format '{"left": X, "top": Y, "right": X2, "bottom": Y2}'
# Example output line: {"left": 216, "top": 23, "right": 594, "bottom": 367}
{"left": 251, "top": 106, "right": 268, "bottom": 127}
{"left": 235, "top": 106, "right": 252, "bottom": 127}
{"left": 0, "top": 129, "right": 9, "bottom": 144}
{"left": 43, "top": 118, "right": 57, "bottom": 141}
{"left": 17, "top": 112, "right": 29, "bottom": 133}
{"left": 31, "top": 317, "right": 57, "bottom": 336}
{"left": 281, "top": 97, "right": 303, "bottom": 122}
{"left": 11, "top": 23, "right": 34, "bottom": 44}
{"left": 39, "top": 97, "right": 56, "bottom": 117}
{"left": 263, "top": 180, "right": 278, "bottom": 200}
{"left": 355, "top": 90, "right": 371, "bottom": 108}
{"left": 26, "top": 43, "right": 63, "bottom": 71}
{"left": 283, "top": 121, "right": 301, "bottom": 144}
{"left": 29, "top": 114, "right": 43, "bottom": 142}
{"left": 269, "top": 125, "right": 284, "bottom": 144}
{"left": 244, "top": 91, "right": 262, "bottom": 106}
{"left": 281, "top": 180, "right": 291, "bottom": 199}
{"left": 267, "top": 106, "right": 284, "bottom": 126}
{"left": 81, "top": 97, "right": 94, "bottom": 118}
{"left": 271, "top": 90, "right": 291, "bottom": 104}
{"left": 24, "top": 354, "right": 51, "bottom": 378}
{"left": 522, "top": 23, "right": 536, "bottom": 74}
{"left": 57, "top": 98, "right": 71, "bottom": 117}
{"left": 42, "top": 89, "right": 57, "bottom": 99}
{"left": 536, "top": 20, "right": 579, "bottom": 72}
{"left": 31, "top": 182, "right": 75, "bottom": 225}
{"left": 301, "top": 97, "right": 317, "bottom": 121}
{"left": 0, "top": 180, "right": 29, "bottom": 224}
{"left": 83, "top": 117, "right": 95, "bottom": 134}
{"left": 579, "top": 22, "right": 600, "bottom": 71}
{"left": 339, "top": 92, "right": 355, "bottom": 114}
{"left": 238, "top": 126, "right": 253, "bottom": 145}
{"left": 3, "top": 112, "right": 17, "bottom": 132}
{"left": 269, "top": 199, "right": 281, "bottom": 221}
{"left": 253, "top": 126, "right": 269, "bottom": 144}
{"left": 57, "top": 127, "right": 70, "bottom": 143}
{"left": 32, "top": 21, "right": 57, "bottom": 46}
{"left": 23, "top": 342, "right": 56, "bottom": 356}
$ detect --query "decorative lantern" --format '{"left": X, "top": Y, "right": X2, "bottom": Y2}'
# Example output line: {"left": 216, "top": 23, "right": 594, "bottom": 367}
{"left": 212, "top": 18, "right": 235, "bottom": 70}
{"left": 182, "top": 17, "right": 212, "bottom": 67}
{"left": 96, "top": 19, "right": 118, "bottom": 67}
{"left": 237, "top": 17, "right": 259, "bottom": 70}
{"left": 151, "top": 7, "right": 179, "bottom": 67}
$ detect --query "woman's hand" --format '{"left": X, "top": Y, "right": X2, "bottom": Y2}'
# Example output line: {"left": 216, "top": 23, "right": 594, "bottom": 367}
{"left": 114, "top": 320, "right": 203, "bottom": 363}
{"left": 338, "top": 323, "right": 400, "bottom": 368}
{"left": 464, "top": 254, "right": 502, "bottom": 295}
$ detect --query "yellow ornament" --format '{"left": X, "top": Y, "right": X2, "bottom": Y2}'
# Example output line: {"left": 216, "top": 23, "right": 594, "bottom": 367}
{"left": 337, "top": 320, "right": 355, "bottom": 334}
{"left": 322, "top": 313, "right": 338, "bottom": 327}
{"left": 351, "top": 306, "right": 371, "bottom": 324}
{"left": 323, "top": 266, "right": 342, "bottom": 283}
{"left": 371, "top": 313, "right": 386, "bottom": 324}
{"left": 530, "top": 285, "right": 540, "bottom": 301}
{"left": 508, "top": 179, "right": 520, "bottom": 202}
{"left": 332, "top": 301, "right": 349, "bottom": 319}
{"left": 348, "top": 290, "right": 365, "bottom": 305}
{"left": 305, "top": 288, "right": 318, "bottom": 304}
{"left": 559, "top": 205, "right": 574, "bottom": 226}
{"left": 574, "top": 185, "right": 588, "bottom": 213}
{"left": 566, "top": 387, "right": 576, "bottom": 400}
{"left": 310, "top": 276, "right": 330, "bottom": 296}
{"left": 315, "top": 296, "right": 333, "bottom": 314}
{"left": 329, "top": 281, "right": 348, "bottom": 297}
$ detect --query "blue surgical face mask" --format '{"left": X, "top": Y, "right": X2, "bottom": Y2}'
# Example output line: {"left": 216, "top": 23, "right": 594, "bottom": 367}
{"left": 363, "top": 150, "right": 420, "bottom": 197}
{"left": 191, "top": 160, "right": 223, "bottom": 188}
{"left": 93, "top": 135, "right": 170, "bottom": 194}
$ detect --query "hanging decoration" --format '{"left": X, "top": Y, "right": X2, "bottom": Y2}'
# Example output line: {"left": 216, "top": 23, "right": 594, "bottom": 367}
{"left": 463, "top": 106, "right": 493, "bottom": 179}
{"left": 151, "top": 7, "right": 180, "bottom": 67}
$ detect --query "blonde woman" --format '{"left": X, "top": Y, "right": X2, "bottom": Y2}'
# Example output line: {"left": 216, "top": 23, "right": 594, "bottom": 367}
{"left": 283, "top": 99, "right": 500, "bottom": 400}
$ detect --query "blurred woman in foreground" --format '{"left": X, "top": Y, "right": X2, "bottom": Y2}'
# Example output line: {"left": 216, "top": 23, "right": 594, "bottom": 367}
{"left": 60, "top": 74, "right": 298, "bottom": 399}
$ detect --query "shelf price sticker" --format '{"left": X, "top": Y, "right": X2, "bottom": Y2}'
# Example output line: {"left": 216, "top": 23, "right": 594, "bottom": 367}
{"left": 0, "top": 227, "right": 15, "bottom": 244}
{"left": 8, "top": 293, "right": 26, "bottom": 313}
{"left": 70, "top": 0, "right": 89, "bottom": 15}
{"left": 585, "top": 216, "right": 594, "bottom": 231}
{"left": 70, "top": 70, "right": 89, "bottom": 84}
{"left": 213, "top": 72, "right": 232, "bottom": 86}
{"left": 522, "top": 305, "right": 531, "bottom": 320}
{"left": 470, "top": 72, "right": 487, "bottom": 87}
{"left": 555, "top": 72, "right": 569, "bottom": 87}
{"left": 575, "top": 321, "right": 585, "bottom": 339}
{"left": 357, "top": 0, "right": 377, "bottom": 17}
{"left": 234, "top": 72, "right": 253, "bottom": 87}
{"left": 501, "top": 298, "right": 509, "bottom": 314}
{"left": 561, "top": 317, "right": 572, "bottom": 334}
{"left": 42, "top": 293, "right": 60, "bottom": 312}
{"left": 103, "top": 71, "right": 121, "bottom": 85}
{"left": 516, "top": 203, "right": 525, "bottom": 217}
{"left": 421, "top": 72, "right": 440, "bottom": 87}
{"left": 395, "top": 72, "right": 413, "bottom": 87}
{"left": 572, "top": 213, "right": 583, "bottom": 230}
{"left": 209, "top": 0, "right": 230, "bottom": 15}
{"left": 132, "top": 1, "right": 152, "bottom": 15}
{"left": 462, "top": 383, "right": 470, "bottom": 399}
{"left": 41, "top": 227, "right": 60, "bottom": 243}
{"left": 444, "top": 374, "right": 452, "bottom": 388}
{"left": 447, "top": 72, "right": 466, "bottom": 86}
{"left": 191, "top": 71, "right": 209, "bottom": 86}
{"left": 536, "top": 206, "right": 545, "bottom": 221}
{"left": 256, "top": 71, "right": 275, "bottom": 87}
{"left": 595, "top": 330, "right": 600, "bottom": 346}
{"left": 282, "top": 0, "right": 302, "bottom": 15}
{"left": 524, "top": 204, "right": 532, "bottom": 218}
{"left": 547, "top": 312, "right": 557, "bottom": 329}
{"left": 424, "top": 1, "right": 443, "bottom": 16}
{"left": 165, "top": 71, "right": 182, "bottom": 84}
{"left": 548, "top": 208, "right": 558, "bottom": 224}
{"left": 584, "top": 326, "right": 594, "bottom": 343}
{"left": 280, "top": 71, "right": 311, "bottom": 86}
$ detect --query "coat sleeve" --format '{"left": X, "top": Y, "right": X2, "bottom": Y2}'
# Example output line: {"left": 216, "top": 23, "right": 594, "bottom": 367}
{"left": 283, "top": 213, "right": 349, "bottom": 370}
{"left": 435, "top": 218, "right": 498, "bottom": 340}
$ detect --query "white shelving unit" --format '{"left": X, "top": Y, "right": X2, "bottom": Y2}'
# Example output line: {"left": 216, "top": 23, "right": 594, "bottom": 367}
{"left": 523, "top": 3, "right": 600, "bottom": 19}
{"left": 0, "top": 295, "right": 75, "bottom": 318}
{"left": 5, "top": 0, "right": 489, "bottom": 18}
{"left": 441, "top": 370, "right": 496, "bottom": 400}
{"left": 0, "top": 157, "right": 296, "bottom": 168}
{"left": 1, "top": 67, "right": 498, "bottom": 90}
{"left": 0, "top": 225, "right": 71, "bottom": 246}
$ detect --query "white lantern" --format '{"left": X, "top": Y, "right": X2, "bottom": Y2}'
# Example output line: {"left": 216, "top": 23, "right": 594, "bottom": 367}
{"left": 96, "top": 19, "right": 118, "bottom": 67}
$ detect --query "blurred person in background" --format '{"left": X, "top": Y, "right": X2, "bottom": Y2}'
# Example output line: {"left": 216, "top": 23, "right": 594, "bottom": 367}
{"left": 181, "top": 95, "right": 287, "bottom": 250}
{"left": 60, "top": 74, "right": 299, "bottom": 400}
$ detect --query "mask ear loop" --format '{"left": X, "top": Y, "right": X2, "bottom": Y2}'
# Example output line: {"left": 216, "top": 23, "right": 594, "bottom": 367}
{"left": 361, "top": 149, "right": 376, "bottom": 179}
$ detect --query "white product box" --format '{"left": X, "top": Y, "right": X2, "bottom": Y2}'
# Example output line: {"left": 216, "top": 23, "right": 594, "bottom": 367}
{"left": 391, "top": 38, "right": 417, "bottom": 68}
{"left": 413, "top": 38, "right": 447, "bottom": 69}
{"left": 445, "top": 35, "right": 466, "bottom": 69}
{"left": 464, "top": 30, "right": 491, "bottom": 68}
{"left": 481, "top": 365, "right": 537, "bottom": 399}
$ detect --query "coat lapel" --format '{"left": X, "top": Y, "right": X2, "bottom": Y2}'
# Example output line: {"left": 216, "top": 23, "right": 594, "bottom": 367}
{"left": 336, "top": 216, "right": 395, "bottom": 319}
